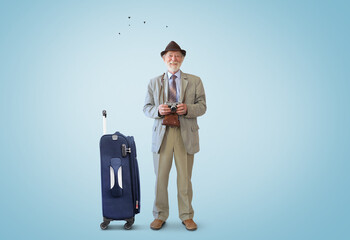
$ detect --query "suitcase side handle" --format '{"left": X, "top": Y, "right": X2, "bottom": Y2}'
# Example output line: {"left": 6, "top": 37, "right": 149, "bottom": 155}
{"left": 110, "top": 158, "right": 123, "bottom": 197}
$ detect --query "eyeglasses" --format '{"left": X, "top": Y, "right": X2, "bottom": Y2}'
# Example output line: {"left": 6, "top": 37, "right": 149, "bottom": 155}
{"left": 166, "top": 53, "right": 183, "bottom": 59}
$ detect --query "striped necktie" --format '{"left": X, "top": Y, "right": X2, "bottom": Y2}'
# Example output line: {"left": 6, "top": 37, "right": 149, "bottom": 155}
{"left": 169, "top": 75, "right": 177, "bottom": 102}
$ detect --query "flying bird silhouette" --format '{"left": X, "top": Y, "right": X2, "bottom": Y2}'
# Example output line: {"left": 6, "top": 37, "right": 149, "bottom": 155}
{"left": 117, "top": 17, "right": 170, "bottom": 38}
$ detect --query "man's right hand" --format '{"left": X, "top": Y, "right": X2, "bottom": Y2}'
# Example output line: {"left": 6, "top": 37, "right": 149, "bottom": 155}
{"left": 158, "top": 104, "right": 171, "bottom": 116}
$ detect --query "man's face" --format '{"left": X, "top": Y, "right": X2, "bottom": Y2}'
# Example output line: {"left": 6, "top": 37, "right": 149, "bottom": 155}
{"left": 163, "top": 51, "right": 184, "bottom": 74}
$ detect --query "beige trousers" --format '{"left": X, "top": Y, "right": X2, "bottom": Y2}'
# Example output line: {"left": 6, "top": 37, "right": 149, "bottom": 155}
{"left": 153, "top": 127, "right": 194, "bottom": 221}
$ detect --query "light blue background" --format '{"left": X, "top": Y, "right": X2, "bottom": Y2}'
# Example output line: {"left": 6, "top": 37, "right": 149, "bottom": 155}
{"left": 0, "top": 0, "right": 349, "bottom": 239}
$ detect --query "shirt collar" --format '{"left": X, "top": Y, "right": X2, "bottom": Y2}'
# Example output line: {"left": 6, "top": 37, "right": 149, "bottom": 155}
{"left": 167, "top": 70, "right": 181, "bottom": 80}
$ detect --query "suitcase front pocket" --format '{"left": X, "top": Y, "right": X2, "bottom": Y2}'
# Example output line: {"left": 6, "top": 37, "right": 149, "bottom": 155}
{"left": 110, "top": 158, "right": 123, "bottom": 197}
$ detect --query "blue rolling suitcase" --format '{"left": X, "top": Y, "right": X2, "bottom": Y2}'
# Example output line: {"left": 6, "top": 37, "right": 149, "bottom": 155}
{"left": 99, "top": 110, "right": 140, "bottom": 230}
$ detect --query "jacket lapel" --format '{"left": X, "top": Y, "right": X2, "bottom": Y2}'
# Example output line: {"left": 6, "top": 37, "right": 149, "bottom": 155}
{"left": 159, "top": 72, "right": 168, "bottom": 104}
{"left": 180, "top": 71, "right": 188, "bottom": 103}
{"left": 164, "top": 73, "right": 169, "bottom": 103}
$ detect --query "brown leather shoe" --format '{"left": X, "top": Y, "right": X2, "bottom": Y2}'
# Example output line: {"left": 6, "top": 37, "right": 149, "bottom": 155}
{"left": 150, "top": 219, "right": 165, "bottom": 230}
{"left": 182, "top": 219, "right": 197, "bottom": 231}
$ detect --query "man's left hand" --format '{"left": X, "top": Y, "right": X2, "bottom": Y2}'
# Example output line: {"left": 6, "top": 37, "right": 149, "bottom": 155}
{"left": 176, "top": 103, "right": 187, "bottom": 115}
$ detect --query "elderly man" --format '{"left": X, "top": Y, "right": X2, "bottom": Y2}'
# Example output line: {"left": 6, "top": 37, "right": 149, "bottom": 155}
{"left": 143, "top": 41, "right": 206, "bottom": 231}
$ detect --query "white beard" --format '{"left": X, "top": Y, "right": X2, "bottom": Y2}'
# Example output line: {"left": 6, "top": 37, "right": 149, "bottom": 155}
{"left": 168, "top": 62, "right": 181, "bottom": 73}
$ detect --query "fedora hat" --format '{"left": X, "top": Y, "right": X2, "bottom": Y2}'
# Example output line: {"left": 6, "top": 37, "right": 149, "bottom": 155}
{"left": 161, "top": 41, "right": 186, "bottom": 57}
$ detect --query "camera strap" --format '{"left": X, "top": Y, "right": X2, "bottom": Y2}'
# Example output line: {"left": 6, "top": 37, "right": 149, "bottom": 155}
{"left": 160, "top": 73, "right": 165, "bottom": 104}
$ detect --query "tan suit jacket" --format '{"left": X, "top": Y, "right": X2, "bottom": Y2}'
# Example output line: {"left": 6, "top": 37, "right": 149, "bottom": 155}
{"left": 143, "top": 71, "right": 206, "bottom": 154}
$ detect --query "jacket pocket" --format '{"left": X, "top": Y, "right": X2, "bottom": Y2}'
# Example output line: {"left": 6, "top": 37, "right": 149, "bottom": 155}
{"left": 191, "top": 125, "right": 199, "bottom": 132}
{"left": 191, "top": 124, "right": 199, "bottom": 146}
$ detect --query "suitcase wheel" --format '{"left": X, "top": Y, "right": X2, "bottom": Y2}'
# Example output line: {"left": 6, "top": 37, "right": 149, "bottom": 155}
{"left": 100, "top": 220, "right": 110, "bottom": 230}
{"left": 124, "top": 217, "right": 135, "bottom": 230}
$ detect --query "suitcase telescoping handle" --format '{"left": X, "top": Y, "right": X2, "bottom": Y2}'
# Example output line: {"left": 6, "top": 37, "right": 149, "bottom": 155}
{"left": 102, "top": 110, "right": 107, "bottom": 135}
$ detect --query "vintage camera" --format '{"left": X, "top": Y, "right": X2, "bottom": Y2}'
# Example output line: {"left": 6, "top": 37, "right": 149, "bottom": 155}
{"left": 167, "top": 102, "right": 180, "bottom": 113}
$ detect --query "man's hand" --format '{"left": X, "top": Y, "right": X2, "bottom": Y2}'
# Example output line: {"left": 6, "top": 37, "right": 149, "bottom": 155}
{"left": 158, "top": 104, "right": 171, "bottom": 116}
{"left": 176, "top": 103, "right": 187, "bottom": 115}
